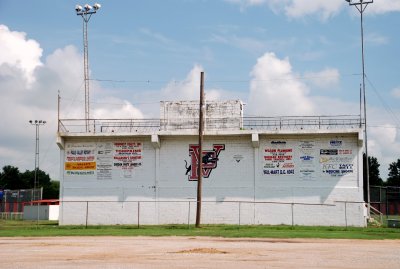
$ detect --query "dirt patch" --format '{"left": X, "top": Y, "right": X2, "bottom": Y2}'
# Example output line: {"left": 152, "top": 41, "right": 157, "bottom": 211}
{"left": 174, "top": 248, "right": 229, "bottom": 254}
{"left": 0, "top": 236, "right": 399, "bottom": 269}
{"left": 219, "top": 238, "right": 310, "bottom": 244}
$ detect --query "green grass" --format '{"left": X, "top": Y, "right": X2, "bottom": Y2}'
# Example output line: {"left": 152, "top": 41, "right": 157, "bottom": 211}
{"left": 1, "top": 220, "right": 400, "bottom": 239}
{"left": 384, "top": 215, "right": 400, "bottom": 221}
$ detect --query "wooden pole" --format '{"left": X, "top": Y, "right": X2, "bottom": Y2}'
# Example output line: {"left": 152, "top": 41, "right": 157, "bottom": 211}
{"left": 195, "top": 71, "right": 205, "bottom": 228}
{"left": 58, "top": 91, "right": 60, "bottom": 132}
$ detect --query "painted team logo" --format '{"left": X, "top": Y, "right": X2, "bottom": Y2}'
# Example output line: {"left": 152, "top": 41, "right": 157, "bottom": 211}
{"left": 184, "top": 144, "right": 225, "bottom": 181}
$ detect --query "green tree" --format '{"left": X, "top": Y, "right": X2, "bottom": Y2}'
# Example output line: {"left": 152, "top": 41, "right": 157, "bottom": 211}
{"left": 368, "top": 156, "right": 383, "bottom": 186}
{"left": 386, "top": 159, "right": 400, "bottom": 186}
{"left": 20, "top": 169, "right": 58, "bottom": 199}
{"left": 363, "top": 155, "right": 383, "bottom": 201}
{"left": 19, "top": 169, "right": 35, "bottom": 189}
{"left": 43, "top": 181, "right": 60, "bottom": 199}
{"left": 0, "top": 165, "right": 27, "bottom": 189}
{"left": 1, "top": 166, "right": 59, "bottom": 199}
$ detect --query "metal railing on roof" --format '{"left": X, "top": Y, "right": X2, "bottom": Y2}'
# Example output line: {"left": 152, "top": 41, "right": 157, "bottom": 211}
{"left": 58, "top": 115, "right": 363, "bottom": 134}
{"left": 243, "top": 115, "right": 362, "bottom": 131}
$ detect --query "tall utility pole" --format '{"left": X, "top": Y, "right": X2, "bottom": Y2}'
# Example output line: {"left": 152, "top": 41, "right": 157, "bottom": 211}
{"left": 75, "top": 3, "right": 101, "bottom": 132}
{"left": 195, "top": 71, "right": 205, "bottom": 228}
{"left": 345, "top": 0, "right": 373, "bottom": 216}
{"left": 29, "top": 120, "right": 46, "bottom": 201}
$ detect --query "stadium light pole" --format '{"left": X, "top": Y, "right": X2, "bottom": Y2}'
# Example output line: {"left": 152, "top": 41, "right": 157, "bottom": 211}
{"left": 344, "top": 0, "right": 373, "bottom": 217}
{"left": 75, "top": 3, "right": 101, "bottom": 132}
{"left": 29, "top": 120, "right": 46, "bottom": 201}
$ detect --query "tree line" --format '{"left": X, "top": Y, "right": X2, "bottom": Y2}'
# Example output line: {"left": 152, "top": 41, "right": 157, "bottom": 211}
{"left": 365, "top": 156, "right": 400, "bottom": 187}
{"left": 0, "top": 165, "right": 59, "bottom": 199}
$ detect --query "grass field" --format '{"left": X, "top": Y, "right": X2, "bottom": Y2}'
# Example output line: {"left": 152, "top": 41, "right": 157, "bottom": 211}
{"left": 1, "top": 219, "right": 400, "bottom": 239}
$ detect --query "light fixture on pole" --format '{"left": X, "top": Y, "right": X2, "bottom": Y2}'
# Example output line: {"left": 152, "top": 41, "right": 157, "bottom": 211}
{"left": 344, "top": 0, "right": 373, "bottom": 217}
{"left": 29, "top": 120, "right": 46, "bottom": 201}
{"left": 75, "top": 3, "right": 101, "bottom": 132}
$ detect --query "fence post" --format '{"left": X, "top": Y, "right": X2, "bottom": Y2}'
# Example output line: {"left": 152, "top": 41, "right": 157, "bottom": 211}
{"left": 386, "top": 187, "right": 389, "bottom": 217}
{"left": 291, "top": 203, "right": 294, "bottom": 226}
{"left": 318, "top": 116, "right": 321, "bottom": 129}
{"left": 238, "top": 202, "right": 241, "bottom": 227}
{"left": 344, "top": 202, "right": 348, "bottom": 228}
{"left": 36, "top": 198, "right": 40, "bottom": 228}
{"left": 188, "top": 201, "right": 191, "bottom": 229}
{"left": 137, "top": 201, "right": 140, "bottom": 229}
{"left": 85, "top": 201, "right": 89, "bottom": 228}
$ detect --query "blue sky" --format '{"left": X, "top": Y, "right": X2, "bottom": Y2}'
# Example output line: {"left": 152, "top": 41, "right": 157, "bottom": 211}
{"left": 0, "top": 0, "right": 399, "bottom": 180}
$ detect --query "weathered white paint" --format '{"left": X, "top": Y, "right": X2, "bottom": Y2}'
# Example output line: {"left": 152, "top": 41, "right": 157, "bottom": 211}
{"left": 57, "top": 100, "right": 365, "bottom": 226}
{"left": 160, "top": 100, "right": 243, "bottom": 131}
{"left": 58, "top": 131, "right": 365, "bottom": 227}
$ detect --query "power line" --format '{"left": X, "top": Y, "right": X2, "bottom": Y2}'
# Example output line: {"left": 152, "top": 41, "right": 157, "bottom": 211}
{"left": 60, "top": 97, "right": 159, "bottom": 107}
{"left": 61, "top": 81, "right": 85, "bottom": 118}
{"left": 90, "top": 73, "right": 359, "bottom": 84}
{"left": 368, "top": 125, "right": 400, "bottom": 130}
{"left": 365, "top": 75, "right": 400, "bottom": 126}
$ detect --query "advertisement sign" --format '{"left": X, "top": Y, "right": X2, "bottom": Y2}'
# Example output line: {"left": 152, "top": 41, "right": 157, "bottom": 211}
{"left": 298, "top": 140, "right": 317, "bottom": 180}
{"left": 320, "top": 140, "right": 355, "bottom": 177}
{"left": 64, "top": 141, "right": 143, "bottom": 179}
{"left": 96, "top": 142, "right": 113, "bottom": 180}
{"left": 263, "top": 141, "right": 295, "bottom": 176}
{"left": 65, "top": 143, "right": 96, "bottom": 176}
{"left": 113, "top": 142, "right": 143, "bottom": 178}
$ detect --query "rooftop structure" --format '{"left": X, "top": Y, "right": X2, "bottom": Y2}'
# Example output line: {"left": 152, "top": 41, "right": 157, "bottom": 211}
{"left": 58, "top": 100, "right": 362, "bottom": 135}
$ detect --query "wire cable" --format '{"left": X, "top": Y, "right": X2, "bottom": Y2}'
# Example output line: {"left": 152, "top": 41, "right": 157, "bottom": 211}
{"left": 365, "top": 75, "right": 400, "bottom": 126}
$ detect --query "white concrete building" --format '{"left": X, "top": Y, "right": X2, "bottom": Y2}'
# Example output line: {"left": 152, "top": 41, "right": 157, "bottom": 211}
{"left": 57, "top": 100, "right": 366, "bottom": 226}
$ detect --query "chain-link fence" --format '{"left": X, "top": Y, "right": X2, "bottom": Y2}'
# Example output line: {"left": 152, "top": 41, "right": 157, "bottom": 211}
{"left": 370, "top": 186, "right": 400, "bottom": 216}
{"left": 0, "top": 188, "right": 43, "bottom": 219}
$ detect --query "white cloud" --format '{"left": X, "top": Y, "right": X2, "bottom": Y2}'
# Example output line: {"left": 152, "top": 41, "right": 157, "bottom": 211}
{"left": 391, "top": 87, "right": 400, "bottom": 99}
{"left": 45, "top": 46, "right": 83, "bottom": 87}
{"left": 224, "top": 0, "right": 268, "bottom": 11}
{"left": 247, "top": 52, "right": 314, "bottom": 116}
{"left": 0, "top": 26, "right": 145, "bottom": 180}
{"left": 245, "top": 53, "right": 400, "bottom": 179}
{"left": 161, "top": 64, "right": 204, "bottom": 100}
{"left": 226, "top": 0, "right": 400, "bottom": 19}
{"left": 209, "top": 31, "right": 297, "bottom": 56}
{"left": 304, "top": 68, "right": 340, "bottom": 90}
{"left": 368, "top": 0, "right": 400, "bottom": 14}
{"left": 0, "top": 24, "right": 42, "bottom": 86}
{"left": 161, "top": 64, "right": 222, "bottom": 101}
{"left": 368, "top": 123, "right": 400, "bottom": 178}
{"left": 139, "top": 28, "right": 174, "bottom": 45}
{"left": 210, "top": 34, "right": 266, "bottom": 55}
{"left": 92, "top": 99, "right": 144, "bottom": 119}
{"left": 365, "top": 33, "right": 389, "bottom": 46}
{"left": 283, "top": 0, "right": 343, "bottom": 21}
{"left": 225, "top": 0, "right": 343, "bottom": 20}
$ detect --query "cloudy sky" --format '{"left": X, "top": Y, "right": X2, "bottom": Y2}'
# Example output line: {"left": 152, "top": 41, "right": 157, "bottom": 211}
{"left": 0, "top": 0, "right": 399, "bottom": 181}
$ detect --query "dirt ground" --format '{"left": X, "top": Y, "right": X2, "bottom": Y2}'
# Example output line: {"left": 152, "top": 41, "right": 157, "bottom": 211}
{"left": 0, "top": 236, "right": 399, "bottom": 269}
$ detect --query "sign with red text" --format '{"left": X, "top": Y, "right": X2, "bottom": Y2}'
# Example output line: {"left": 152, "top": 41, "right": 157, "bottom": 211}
{"left": 64, "top": 143, "right": 96, "bottom": 176}
{"left": 263, "top": 141, "right": 294, "bottom": 176}
{"left": 113, "top": 142, "right": 143, "bottom": 178}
